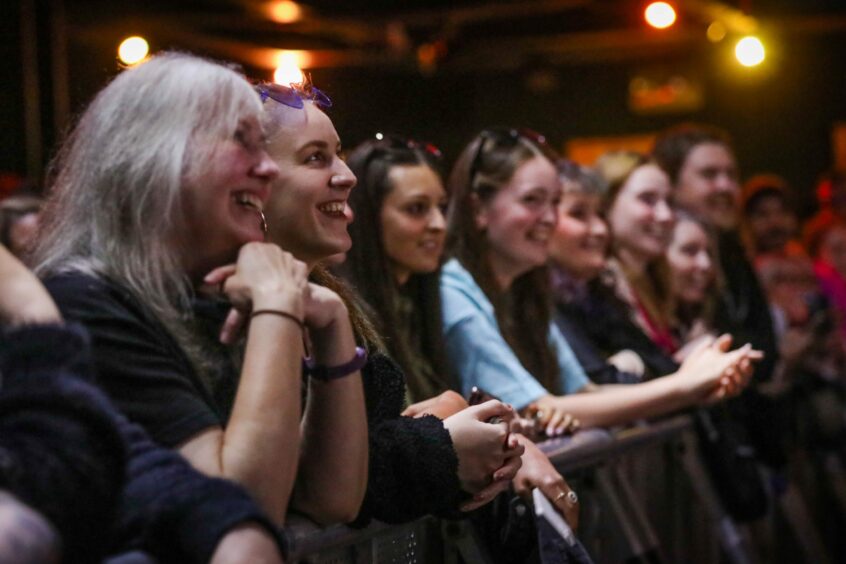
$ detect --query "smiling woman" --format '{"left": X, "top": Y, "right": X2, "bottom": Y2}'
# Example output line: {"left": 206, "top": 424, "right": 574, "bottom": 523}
{"left": 263, "top": 101, "right": 357, "bottom": 264}
{"left": 259, "top": 93, "right": 528, "bottom": 523}
{"left": 441, "top": 132, "right": 760, "bottom": 434}
{"left": 31, "top": 52, "right": 358, "bottom": 527}
{"left": 596, "top": 151, "right": 677, "bottom": 356}
{"left": 666, "top": 210, "right": 717, "bottom": 331}
{"left": 342, "top": 135, "right": 450, "bottom": 402}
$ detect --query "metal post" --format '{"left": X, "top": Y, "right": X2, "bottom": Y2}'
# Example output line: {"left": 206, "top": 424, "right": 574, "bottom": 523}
{"left": 20, "top": 0, "right": 43, "bottom": 180}
{"left": 676, "top": 432, "right": 754, "bottom": 564}
{"left": 50, "top": 0, "right": 70, "bottom": 140}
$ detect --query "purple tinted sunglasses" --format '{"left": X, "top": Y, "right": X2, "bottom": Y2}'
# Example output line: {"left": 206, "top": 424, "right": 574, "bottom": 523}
{"left": 255, "top": 82, "right": 332, "bottom": 110}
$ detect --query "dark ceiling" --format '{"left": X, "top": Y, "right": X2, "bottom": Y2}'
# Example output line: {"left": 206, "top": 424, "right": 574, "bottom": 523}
{"left": 5, "top": 0, "right": 846, "bottom": 194}
{"left": 63, "top": 0, "right": 846, "bottom": 76}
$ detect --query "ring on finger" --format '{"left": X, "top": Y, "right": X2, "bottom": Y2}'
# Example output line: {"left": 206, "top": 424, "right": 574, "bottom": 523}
{"left": 555, "top": 490, "right": 578, "bottom": 505}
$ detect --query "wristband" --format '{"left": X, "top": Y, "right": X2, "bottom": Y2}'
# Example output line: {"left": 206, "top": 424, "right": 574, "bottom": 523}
{"left": 305, "top": 346, "right": 367, "bottom": 381}
{"left": 250, "top": 309, "right": 304, "bottom": 331}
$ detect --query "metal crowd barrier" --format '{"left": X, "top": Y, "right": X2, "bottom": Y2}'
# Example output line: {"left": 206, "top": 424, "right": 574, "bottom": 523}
{"left": 283, "top": 414, "right": 829, "bottom": 564}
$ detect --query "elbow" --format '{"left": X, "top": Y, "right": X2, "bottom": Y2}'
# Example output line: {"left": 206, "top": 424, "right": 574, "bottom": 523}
{"left": 293, "top": 484, "right": 366, "bottom": 526}
{"left": 301, "top": 496, "right": 363, "bottom": 526}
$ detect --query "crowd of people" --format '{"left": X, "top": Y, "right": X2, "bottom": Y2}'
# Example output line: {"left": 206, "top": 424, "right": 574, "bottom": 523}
{"left": 0, "top": 50, "right": 843, "bottom": 562}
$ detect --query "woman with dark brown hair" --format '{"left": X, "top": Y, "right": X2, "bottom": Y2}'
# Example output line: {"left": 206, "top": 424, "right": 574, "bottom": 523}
{"left": 258, "top": 93, "right": 525, "bottom": 522}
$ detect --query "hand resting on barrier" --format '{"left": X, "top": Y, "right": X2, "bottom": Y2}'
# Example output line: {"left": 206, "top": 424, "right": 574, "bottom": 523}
{"left": 511, "top": 435, "right": 579, "bottom": 530}
{"left": 526, "top": 334, "right": 763, "bottom": 429}
{"left": 524, "top": 403, "right": 580, "bottom": 438}
{"left": 441, "top": 400, "right": 525, "bottom": 512}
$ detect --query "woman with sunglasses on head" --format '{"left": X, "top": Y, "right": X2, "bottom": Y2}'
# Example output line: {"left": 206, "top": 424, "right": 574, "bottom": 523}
{"left": 255, "top": 86, "right": 525, "bottom": 523}
{"left": 340, "top": 135, "right": 581, "bottom": 530}
{"left": 35, "top": 52, "right": 368, "bottom": 527}
{"left": 441, "top": 129, "right": 760, "bottom": 433}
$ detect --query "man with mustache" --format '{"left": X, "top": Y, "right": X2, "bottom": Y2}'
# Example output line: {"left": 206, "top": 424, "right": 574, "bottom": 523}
{"left": 653, "top": 123, "right": 784, "bottom": 468}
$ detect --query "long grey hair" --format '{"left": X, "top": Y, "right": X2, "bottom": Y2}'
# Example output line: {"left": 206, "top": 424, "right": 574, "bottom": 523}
{"left": 34, "top": 51, "right": 262, "bottom": 373}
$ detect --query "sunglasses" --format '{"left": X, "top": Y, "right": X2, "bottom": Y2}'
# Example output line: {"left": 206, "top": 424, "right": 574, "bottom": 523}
{"left": 356, "top": 133, "right": 443, "bottom": 175}
{"left": 468, "top": 127, "right": 551, "bottom": 188}
{"left": 255, "top": 82, "right": 332, "bottom": 110}
{"left": 371, "top": 133, "right": 443, "bottom": 159}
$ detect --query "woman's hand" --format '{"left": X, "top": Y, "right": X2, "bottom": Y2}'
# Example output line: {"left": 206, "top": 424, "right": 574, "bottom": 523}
{"left": 673, "top": 331, "right": 716, "bottom": 364}
{"left": 302, "top": 283, "right": 347, "bottom": 331}
{"left": 676, "top": 335, "right": 762, "bottom": 403}
{"left": 402, "top": 391, "right": 469, "bottom": 420}
{"left": 203, "top": 243, "right": 308, "bottom": 344}
{"left": 442, "top": 400, "right": 524, "bottom": 511}
{"left": 512, "top": 437, "right": 579, "bottom": 530}
{"left": 524, "top": 400, "right": 580, "bottom": 437}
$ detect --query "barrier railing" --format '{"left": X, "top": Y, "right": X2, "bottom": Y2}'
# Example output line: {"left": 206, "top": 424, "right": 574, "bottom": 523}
{"left": 283, "top": 413, "right": 833, "bottom": 563}
{"left": 285, "top": 414, "right": 710, "bottom": 563}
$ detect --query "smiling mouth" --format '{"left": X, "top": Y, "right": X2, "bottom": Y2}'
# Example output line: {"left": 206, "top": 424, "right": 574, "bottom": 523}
{"left": 235, "top": 192, "right": 263, "bottom": 211}
{"left": 317, "top": 201, "right": 350, "bottom": 220}
{"left": 235, "top": 192, "right": 268, "bottom": 233}
{"left": 420, "top": 239, "right": 443, "bottom": 251}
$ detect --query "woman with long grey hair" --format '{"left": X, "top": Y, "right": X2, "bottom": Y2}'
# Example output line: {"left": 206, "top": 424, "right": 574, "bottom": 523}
{"left": 34, "top": 52, "right": 369, "bottom": 526}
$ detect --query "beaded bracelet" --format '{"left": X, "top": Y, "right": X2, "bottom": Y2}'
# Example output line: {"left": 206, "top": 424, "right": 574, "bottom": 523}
{"left": 249, "top": 309, "right": 304, "bottom": 331}
{"left": 304, "top": 346, "right": 367, "bottom": 381}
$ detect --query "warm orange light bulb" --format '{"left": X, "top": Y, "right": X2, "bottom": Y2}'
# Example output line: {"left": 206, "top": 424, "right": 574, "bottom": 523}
{"left": 267, "top": 1, "right": 302, "bottom": 24}
{"left": 274, "top": 51, "right": 305, "bottom": 85}
{"left": 118, "top": 36, "right": 149, "bottom": 65}
{"left": 735, "top": 36, "right": 765, "bottom": 67}
{"left": 645, "top": 2, "right": 677, "bottom": 30}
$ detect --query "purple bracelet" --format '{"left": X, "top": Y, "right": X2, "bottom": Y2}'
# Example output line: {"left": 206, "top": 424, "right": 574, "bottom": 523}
{"left": 304, "top": 346, "right": 367, "bottom": 381}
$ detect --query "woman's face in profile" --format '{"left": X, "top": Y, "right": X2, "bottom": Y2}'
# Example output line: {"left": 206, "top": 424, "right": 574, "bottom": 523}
{"left": 264, "top": 103, "right": 357, "bottom": 265}
{"left": 666, "top": 218, "right": 714, "bottom": 305}
{"left": 549, "top": 190, "right": 608, "bottom": 281}
{"left": 474, "top": 155, "right": 561, "bottom": 286}
{"left": 379, "top": 164, "right": 447, "bottom": 285}
{"left": 180, "top": 114, "right": 278, "bottom": 275}
{"left": 607, "top": 163, "right": 675, "bottom": 262}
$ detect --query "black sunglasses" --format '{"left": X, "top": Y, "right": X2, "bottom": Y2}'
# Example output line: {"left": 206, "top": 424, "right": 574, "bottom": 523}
{"left": 371, "top": 133, "right": 442, "bottom": 159}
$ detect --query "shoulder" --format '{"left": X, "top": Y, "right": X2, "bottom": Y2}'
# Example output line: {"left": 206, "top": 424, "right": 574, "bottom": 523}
{"left": 439, "top": 258, "right": 473, "bottom": 290}
{"left": 44, "top": 272, "right": 178, "bottom": 350}
{"left": 439, "top": 259, "right": 494, "bottom": 324}
{"left": 44, "top": 271, "right": 143, "bottom": 324}
{"left": 44, "top": 271, "right": 117, "bottom": 298}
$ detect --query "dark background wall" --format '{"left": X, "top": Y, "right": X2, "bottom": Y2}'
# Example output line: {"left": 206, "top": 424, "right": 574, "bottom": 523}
{"left": 3, "top": 0, "right": 846, "bottom": 217}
